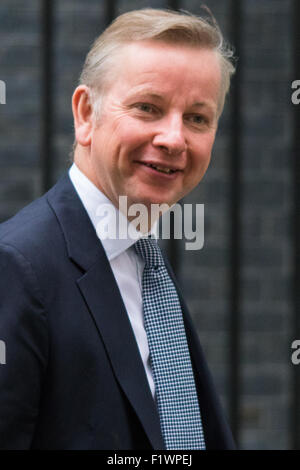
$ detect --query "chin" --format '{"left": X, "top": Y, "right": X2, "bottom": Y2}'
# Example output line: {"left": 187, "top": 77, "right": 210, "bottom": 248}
{"left": 134, "top": 193, "right": 175, "bottom": 208}
{"left": 139, "top": 186, "right": 177, "bottom": 203}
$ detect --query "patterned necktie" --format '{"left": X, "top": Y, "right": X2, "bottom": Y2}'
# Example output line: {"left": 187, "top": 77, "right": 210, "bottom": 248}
{"left": 135, "top": 236, "right": 206, "bottom": 450}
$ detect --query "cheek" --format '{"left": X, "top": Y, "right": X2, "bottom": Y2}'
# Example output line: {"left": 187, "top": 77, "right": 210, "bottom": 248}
{"left": 119, "top": 116, "right": 154, "bottom": 145}
{"left": 192, "top": 137, "right": 214, "bottom": 167}
{"left": 187, "top": 137, "right": 215, "bottom": 186}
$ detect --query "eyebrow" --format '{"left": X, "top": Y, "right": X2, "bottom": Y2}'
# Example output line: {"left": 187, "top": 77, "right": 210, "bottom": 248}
{"left": 190, "top": 102, "right": 209, "bottom": 108}
{"left": 126, "top": 89, "right": 164, "bottom": 101}
{"left": 186, "top": 101, "right": 217, "bottom": 115}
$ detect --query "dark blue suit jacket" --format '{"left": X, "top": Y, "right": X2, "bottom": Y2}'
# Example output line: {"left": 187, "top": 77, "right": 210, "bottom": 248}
{"left": 0, "top": 174, "right": 235, "bottom": 449}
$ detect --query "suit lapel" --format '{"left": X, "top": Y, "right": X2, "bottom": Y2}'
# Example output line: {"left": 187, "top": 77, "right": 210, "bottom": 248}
{"left": 47, "top": 174, "right": 164, "bottom": 449}
{"left": 77, "top": 260, "right": 164, "bottom": 449}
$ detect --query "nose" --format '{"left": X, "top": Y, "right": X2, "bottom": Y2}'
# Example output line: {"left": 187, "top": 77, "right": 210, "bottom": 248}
{"left": 152, "top": 114, "right": 187, "bottom": 155}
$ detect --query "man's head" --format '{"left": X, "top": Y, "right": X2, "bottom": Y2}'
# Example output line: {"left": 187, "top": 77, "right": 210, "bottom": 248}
{"left": 72, "top": 8, "right": 235, "bottom": 213}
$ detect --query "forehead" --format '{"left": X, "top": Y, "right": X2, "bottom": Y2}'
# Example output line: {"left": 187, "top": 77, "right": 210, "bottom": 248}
{"left": 108, "top": 40, "right": 221, "bottom": 108}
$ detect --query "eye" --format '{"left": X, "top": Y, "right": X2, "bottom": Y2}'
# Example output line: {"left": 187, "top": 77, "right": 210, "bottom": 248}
{"left": 188, "top": 114, "right": 207, "bottom": 124}
{"left": 135, "top": 103, "right": 157, "bottom": 114}
{"left": 185, "top": 114, "right": 211, "bottom": 130}
{"left": 194, "top": 115, "right": 205, "bottom": 123}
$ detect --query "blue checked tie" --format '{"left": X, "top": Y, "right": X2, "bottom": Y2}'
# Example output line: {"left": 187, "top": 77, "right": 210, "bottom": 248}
{"left": 135, "top": 236, "right": 206, "bottom": 450}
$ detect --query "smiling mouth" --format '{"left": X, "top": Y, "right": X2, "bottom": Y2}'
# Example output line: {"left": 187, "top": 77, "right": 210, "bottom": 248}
{"left": 138, "top": 162, "right": 179, "bottom": 174}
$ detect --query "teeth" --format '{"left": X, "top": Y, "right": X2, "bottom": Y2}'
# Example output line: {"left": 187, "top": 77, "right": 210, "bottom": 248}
{"left": 156, "top": 166, "right": 172, "bottom": 173}
{"left": 145, "top": 163, "right": 176, "bottom": 174}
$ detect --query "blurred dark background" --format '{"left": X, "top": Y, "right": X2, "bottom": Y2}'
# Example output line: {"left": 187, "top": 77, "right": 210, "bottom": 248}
{"left": 0, "top": 0, "right": 299, "bottom": 450}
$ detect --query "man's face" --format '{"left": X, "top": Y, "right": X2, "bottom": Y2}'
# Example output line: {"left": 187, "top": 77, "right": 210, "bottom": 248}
{"left": 85, "top": 41, "right": 221, "bottom": 210}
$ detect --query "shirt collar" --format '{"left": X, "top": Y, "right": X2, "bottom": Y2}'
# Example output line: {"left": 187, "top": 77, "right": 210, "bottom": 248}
{"left": 68, "top": 163, "right": 158, "bottom": 261}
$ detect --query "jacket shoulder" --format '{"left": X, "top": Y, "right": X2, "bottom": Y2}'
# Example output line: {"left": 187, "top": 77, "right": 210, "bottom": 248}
{"left": 0, "top": 194, "right": 57, "bottom": 254}
{"left": 0, "top": 175, "right": 72, "bottom": 261}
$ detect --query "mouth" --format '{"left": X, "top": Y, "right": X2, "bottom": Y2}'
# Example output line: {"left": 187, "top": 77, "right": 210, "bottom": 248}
{"left": 136, "top": 161, "right": 182, "bottom": 175}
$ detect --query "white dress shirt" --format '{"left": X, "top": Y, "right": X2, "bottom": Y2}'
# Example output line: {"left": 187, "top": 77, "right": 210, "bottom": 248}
{"left": 69, "top": 163, "right": 155, "bottom": 398}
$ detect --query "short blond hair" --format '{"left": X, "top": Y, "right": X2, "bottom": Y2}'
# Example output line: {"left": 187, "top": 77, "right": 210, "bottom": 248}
{"left": 79, "top": 8, "right": 235, "bottom": 119}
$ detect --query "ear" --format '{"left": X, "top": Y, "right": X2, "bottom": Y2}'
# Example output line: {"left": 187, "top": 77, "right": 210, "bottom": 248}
{"left": 72, "top": 85, "right": 93, "bottom": 146}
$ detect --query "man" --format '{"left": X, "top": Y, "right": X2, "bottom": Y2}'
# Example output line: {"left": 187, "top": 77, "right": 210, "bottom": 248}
{"left": 0, "top": 9, "right": 235, "bottom": 449}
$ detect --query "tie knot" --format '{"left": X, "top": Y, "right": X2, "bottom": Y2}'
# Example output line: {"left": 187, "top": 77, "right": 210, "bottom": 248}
{"left": 135, "top": 236, "right": 164, "bottom": 269}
